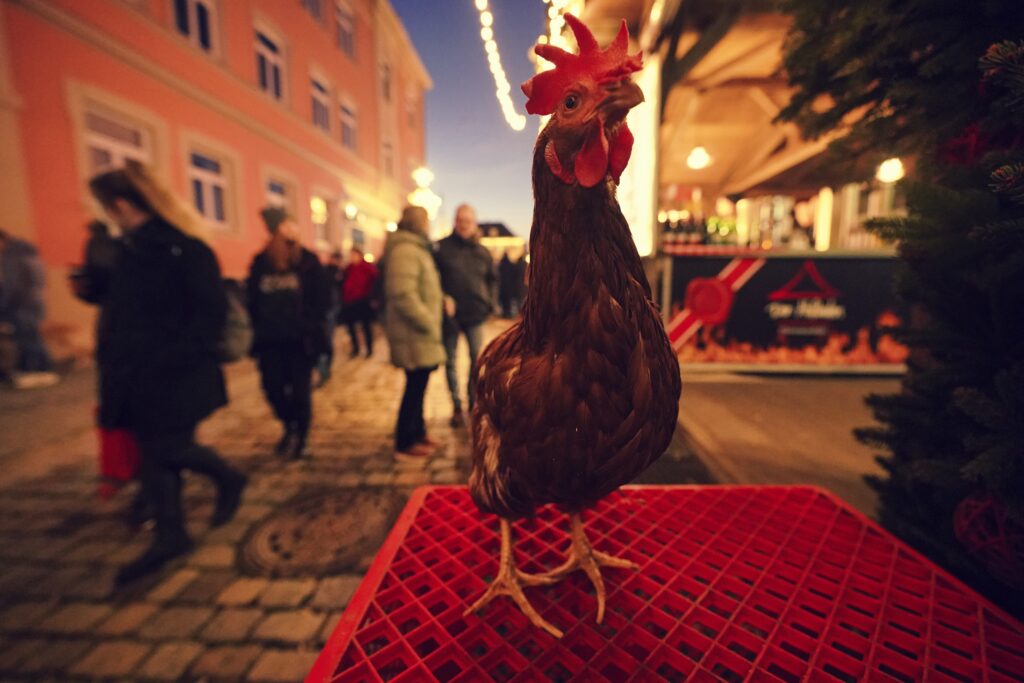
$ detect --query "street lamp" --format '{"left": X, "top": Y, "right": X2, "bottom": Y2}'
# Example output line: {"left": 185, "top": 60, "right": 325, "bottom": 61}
{"left": 408, "top": 166, "right": 442, "bottom": 220}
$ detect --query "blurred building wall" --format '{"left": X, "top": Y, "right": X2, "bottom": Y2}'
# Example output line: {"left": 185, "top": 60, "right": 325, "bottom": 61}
{"left": 1, "top": 0, "right": 430, "bottom": 356}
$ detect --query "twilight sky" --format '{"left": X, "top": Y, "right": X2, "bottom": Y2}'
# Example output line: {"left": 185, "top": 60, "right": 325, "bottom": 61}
{"left": 391, "top": 0, "right": 548, "bottom": 237}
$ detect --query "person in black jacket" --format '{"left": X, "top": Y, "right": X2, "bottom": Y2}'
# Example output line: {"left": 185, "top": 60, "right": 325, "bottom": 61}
{"left": 88, "top": 162, "right": 246, "bottom": 585}
{"left": 247, "top": 207, "right": 329, "bottom": 459}
{"left": 435, "top": 204, "right": 496, "bottom": 427}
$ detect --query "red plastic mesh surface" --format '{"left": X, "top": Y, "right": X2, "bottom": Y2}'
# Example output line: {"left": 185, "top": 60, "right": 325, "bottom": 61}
{"left": 308, "top": 486, "right": 1024, "bottom": 683}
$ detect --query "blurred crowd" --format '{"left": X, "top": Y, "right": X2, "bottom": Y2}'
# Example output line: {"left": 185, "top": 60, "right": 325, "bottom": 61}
{"left": 3, "top": 161, "right": 527, "bottom": 586}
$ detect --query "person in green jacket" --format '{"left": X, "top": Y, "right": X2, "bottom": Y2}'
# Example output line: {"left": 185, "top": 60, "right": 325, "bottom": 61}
{"left": 382, "top": 205, "right": 446, "bottom": 462}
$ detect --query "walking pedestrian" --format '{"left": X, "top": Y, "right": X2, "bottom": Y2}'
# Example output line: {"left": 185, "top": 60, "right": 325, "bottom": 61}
{"left": 435, "top": 204, "right": 495, "bottom": 427}
{"left": 341, "top": 246, "right": 378, "bottom": 358}
{"left": 70, "top": 220, "right": 150, "bottom": 521}
{"left": 247, "top": 207, "right": 329, "bottom": 459}
{"left": 497, "top": 249, "right": 526, "bottom": 318}
{"left": 87, "top": 161, "right": 246, "bottom": 585}
{"left": 382, "top": 206, "right": 445, "bottom": 462}
{"left": 0, "top": 228, "right": 59, "bottom": 388}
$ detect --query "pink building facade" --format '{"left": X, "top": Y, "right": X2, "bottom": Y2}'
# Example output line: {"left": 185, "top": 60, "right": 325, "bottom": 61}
{"left": 0, "top": 0, "right": 429, "bottom": 353}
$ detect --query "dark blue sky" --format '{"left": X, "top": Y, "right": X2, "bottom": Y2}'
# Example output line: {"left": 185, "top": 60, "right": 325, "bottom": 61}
{"left": 391, "top": 0, "right": 547, "bottom": 237}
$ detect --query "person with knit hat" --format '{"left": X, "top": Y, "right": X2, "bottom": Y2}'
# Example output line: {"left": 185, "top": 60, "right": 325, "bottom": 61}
{"left": 247, "top": 206, "right": 329, "bottom": 459}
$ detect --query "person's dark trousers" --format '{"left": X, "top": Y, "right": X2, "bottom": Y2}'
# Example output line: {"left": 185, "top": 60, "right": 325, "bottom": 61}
{"left": 443, "top": 320, "right": 484, "bottom": 413}
{"left": 257, "top": 342, "right": 313, "bottom": 448}
{"left": 118, "top": 426, "right": 245, "bottom": 584}
{"left": 345, "top": 300, "right": 374, "bottom": 356}
{"left": 13, "top": 314, "right": 53, "bottom": 372}
{"left": 396, "top": 366, "right": 433, "bottom": 451}
{"left": 316, "top": 314, "right": 336, "bottom": 384}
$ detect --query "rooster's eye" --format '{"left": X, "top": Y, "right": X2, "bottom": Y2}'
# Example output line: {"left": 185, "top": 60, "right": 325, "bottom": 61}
{"left": 564, "top": 94, "right": 579, "bottom": 110}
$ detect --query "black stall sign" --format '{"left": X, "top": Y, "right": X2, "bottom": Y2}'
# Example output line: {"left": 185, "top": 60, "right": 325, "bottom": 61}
{"left": 667, "top": 255, "right": 907, "bottom": 366}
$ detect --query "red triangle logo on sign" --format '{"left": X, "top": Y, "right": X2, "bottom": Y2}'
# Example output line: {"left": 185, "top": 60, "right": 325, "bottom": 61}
{"left": 768, "top": 260, "right": 841, "bottom": 301}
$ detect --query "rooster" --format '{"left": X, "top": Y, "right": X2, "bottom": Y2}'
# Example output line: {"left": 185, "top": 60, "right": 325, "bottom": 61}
{"left": 465, "top": 15, "right": 681, "bottom": 639}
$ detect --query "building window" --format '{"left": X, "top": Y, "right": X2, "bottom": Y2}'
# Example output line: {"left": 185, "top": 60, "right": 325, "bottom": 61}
{"left": 301, "top": 0, "right": 322, "bottom": 21}
{"left": 189, "top": 152, "right": 228, "bottom": 227}
{"left": 340, "top": 100, "right": 357, "bottom": 151}
{"left": 83, "top": 110, "right": 151, "bottom": 173}
{"left": 311, "top": 77, "right": 331, "bottom": 132}
{"left": 335, "top": 1, "right": 355, "bottom": 58}
{"left": 267, "top": 179, "right": 289, "bottom": 208}
{"left": 255, "top": 30, "right": 284, "bottom": 101}
{"left": 382, "top": 141, "right": 394, "bottom": 178}
{"left": 173, "top": 0, "right": 218, "bottom": 54}
{"left": 380, "top": 62, "right": 392, "bottom": 103}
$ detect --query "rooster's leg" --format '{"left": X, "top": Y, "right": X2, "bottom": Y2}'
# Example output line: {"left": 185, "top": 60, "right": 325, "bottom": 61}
{"left": 463, "top": 518, "right": 564, "bottom": 639}
{"left": 534, "top": 512, "right": 639, "bottom": 624}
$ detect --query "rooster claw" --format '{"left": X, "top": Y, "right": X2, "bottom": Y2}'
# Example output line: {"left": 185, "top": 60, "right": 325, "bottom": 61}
{"left": 533, "top": 513, "right": 639, "bottom": 624}
{"left": 464, "top": 567, "right": 564, "bottom": 639}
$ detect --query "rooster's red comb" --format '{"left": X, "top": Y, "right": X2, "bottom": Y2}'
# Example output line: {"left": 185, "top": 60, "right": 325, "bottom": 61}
{"left": 522, "top": 15, "right": 643, "bottom": 117}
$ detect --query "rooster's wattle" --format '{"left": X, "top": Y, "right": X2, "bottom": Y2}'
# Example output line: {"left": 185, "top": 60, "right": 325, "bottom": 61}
{"left": 465, "top": 15, "right": 682, "bottom": 638}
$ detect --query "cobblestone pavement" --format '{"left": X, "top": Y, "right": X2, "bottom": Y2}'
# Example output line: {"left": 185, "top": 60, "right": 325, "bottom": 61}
{"left": 0, "top": 321, "right": 710, "bottom": 682}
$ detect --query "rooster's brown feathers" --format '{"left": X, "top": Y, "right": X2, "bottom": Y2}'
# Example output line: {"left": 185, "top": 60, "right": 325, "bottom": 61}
{"left": 468, "top": 132, "right": 681, "bottom": 519}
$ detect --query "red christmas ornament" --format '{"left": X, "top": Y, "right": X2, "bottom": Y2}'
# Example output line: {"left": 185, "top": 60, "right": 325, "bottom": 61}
{"left": 953, "top": 495, "right": 1024, "bottom": 588}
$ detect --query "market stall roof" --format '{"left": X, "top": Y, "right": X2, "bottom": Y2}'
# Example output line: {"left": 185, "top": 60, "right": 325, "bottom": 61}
{"left": 580, "top": 0, "right": 841, "bottom": 200}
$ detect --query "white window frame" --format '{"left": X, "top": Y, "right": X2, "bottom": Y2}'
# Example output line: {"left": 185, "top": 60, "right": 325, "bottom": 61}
{"left": 255, "top": 26, "right": 285, "bottom": 102}
{"left": 260, "top": 164, "right": 300, "bottom": 218}
{"left": 266, "top": 179, "right": 290, "bottom": 208}
{"left": 335, "top": 0, "right": 355, "bottom": 58}
{"left": 172, "top": 0, "right": 220, "bottom": 56}
{"left": 311, "top": 74, "right": 331, "bottom": 133}
{"left": 67, "top": 82, "right": 170, "bottom": 218}
{"left": 339, "top": 96, "right": 358, "bottom": 151}
{"left": 83, "top": 109, "right": 152, "bottom": 174}
{"left": 188, "top": 151, "right": 229, "bottom": 229}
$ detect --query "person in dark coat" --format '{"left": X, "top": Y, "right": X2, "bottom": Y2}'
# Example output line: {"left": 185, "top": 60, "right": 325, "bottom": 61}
{"left": 340, "top": 246, "right": 378, "bottom": 358}
{"left": 435, "top": 204, "right": 495, "bottom": 427}
{"left": 87, "top": 162, "right": 246, "bottom": 585}
{"left": 247, "top": 207, "right": 329, "bottom": 459}
{"left": 0, "top": 228, "right": 57, "bottom": 383}
{"left": 497, "top": 250, "right": 526, "bottom": 318}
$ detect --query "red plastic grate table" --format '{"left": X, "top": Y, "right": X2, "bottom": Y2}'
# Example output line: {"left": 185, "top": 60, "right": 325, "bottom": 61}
{"left": 308, "top": 486, "right": 1024, "bottom": 683}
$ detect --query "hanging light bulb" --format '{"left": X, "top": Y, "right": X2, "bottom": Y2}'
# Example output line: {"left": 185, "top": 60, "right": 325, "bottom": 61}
{"left": 686, "top": 146, "right": 712, "bottom": 170}
{"left": 876, "top": 157, "right": 905, "bottom": 183}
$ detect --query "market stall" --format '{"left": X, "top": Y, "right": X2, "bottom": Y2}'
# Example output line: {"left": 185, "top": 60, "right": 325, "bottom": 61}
{"left": 662, "top": 246, "right": 907, "bottom": 374}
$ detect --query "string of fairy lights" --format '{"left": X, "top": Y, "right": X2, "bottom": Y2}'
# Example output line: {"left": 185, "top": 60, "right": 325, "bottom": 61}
{"left": 473, "top": 0, "right": 581, "bottom": 132}
{"left": 474, "top": 0, "right": 526, "bottom": 131}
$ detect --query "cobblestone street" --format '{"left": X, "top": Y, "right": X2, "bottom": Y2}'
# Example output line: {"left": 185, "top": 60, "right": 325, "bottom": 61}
{"left": 0, "top": 323, "right": 709, "bottom": 682}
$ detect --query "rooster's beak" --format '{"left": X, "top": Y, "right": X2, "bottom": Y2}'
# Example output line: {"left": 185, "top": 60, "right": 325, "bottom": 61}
{"left": 598, "top": 79, "right": 644, "bottom": 124}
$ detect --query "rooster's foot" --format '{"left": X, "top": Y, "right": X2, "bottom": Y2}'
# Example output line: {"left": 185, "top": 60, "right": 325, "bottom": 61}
{"left": 464, "top": 519, "right": 564, "bottom": 639}
{"left": 534, "top": 512, "right": 639, "bottom": 624}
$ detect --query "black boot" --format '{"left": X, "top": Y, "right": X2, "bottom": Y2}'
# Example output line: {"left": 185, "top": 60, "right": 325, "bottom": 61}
{"left": 127, "top": 486, "right": 155, "bottom": 528}
{"left": 274, "top": 424, "right": 295, "bottom": 455}
{"left": 212, "top": 469, "right": 248, "bottom": 527}
{"left": 287, "top": 427, "right": 309, "bottom": 460}
{"left": 116, "top": 471, "right": 190, "bottom": 586}
{"left": 115, "top": 530, "right": 192, "bottom": 586}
